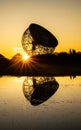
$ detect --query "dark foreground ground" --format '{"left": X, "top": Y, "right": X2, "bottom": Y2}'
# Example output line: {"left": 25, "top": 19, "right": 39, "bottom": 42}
{"left": 0, "top": 52, "right": 81, "bottom": 76}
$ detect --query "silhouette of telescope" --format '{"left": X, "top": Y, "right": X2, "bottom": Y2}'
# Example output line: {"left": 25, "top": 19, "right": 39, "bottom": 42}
{"left": 22, "top": 23, "right": 58, "bottom": 55}
{"left": 29, "top": 23, "right": 58, "bottom": 47}
{"left": 23, "top": 77, "right": 59, "bottom": 106}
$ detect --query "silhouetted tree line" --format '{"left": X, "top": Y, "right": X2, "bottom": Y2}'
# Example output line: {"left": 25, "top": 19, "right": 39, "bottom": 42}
{"left": 0, "top": 50, "right": 81, "bottom": 76}
{"left": 31, "top": 50, "right": 81, "bottom": 64}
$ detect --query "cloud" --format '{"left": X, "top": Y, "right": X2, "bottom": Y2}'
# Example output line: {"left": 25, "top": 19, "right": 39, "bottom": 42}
{"left": 12, "top": 47, "right": 22, "bottom": 52}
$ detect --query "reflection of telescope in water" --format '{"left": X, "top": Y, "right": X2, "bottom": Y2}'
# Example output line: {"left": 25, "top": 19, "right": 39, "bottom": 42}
{"left": 23, "top": 77, "right": 59, "bottom": 106}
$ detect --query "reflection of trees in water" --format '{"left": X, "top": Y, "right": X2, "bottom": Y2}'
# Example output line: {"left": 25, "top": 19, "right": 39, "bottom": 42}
{"left": 23, "top": 77, "right": 59, "bottom": 106}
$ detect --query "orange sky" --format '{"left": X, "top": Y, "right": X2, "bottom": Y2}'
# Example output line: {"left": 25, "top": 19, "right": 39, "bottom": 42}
{"left": 0, "top": 0, "right": 81, "bottom": 58}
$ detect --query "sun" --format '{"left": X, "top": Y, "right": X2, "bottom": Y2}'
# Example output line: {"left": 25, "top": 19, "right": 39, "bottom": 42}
{"left": 22, "top": 53, "right": 30, "bottom": 61}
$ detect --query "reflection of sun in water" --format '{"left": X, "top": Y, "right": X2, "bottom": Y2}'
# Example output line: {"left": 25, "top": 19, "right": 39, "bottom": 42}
{"left": 22, "top": 53, "right": 30, "bottom": 61}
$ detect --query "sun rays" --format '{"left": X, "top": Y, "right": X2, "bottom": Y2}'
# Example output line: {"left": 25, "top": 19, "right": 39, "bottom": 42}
{"left": 6, "top": 52, "right": 45, "bottom": 76}
{"left": 8, "top": 53, "right": 38, "bottom": 75}
{"left": 21, "top": 53, "right": 30, "bottom": 61}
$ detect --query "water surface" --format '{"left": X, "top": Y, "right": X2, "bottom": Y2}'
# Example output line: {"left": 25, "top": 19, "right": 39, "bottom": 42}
{"left": 0, "top": 76, "right": 81, "bottom": 130}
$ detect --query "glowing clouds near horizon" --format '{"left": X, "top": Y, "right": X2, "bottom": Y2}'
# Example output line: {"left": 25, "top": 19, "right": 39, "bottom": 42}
{"left": 22, "top": 23, "right": 58, "bottom": 56}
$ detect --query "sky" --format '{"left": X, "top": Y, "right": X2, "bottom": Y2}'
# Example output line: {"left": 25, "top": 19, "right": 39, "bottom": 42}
{"left": 0, "top": 0, "right": 81, "bottom": 58}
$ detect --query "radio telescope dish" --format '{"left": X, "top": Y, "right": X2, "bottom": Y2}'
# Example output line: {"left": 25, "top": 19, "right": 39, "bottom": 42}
{"left": 22, "top": 23, "right": 58, "bottom": 56}
{"left": 23, "top": 77, "right": 59, "bottom": 106}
